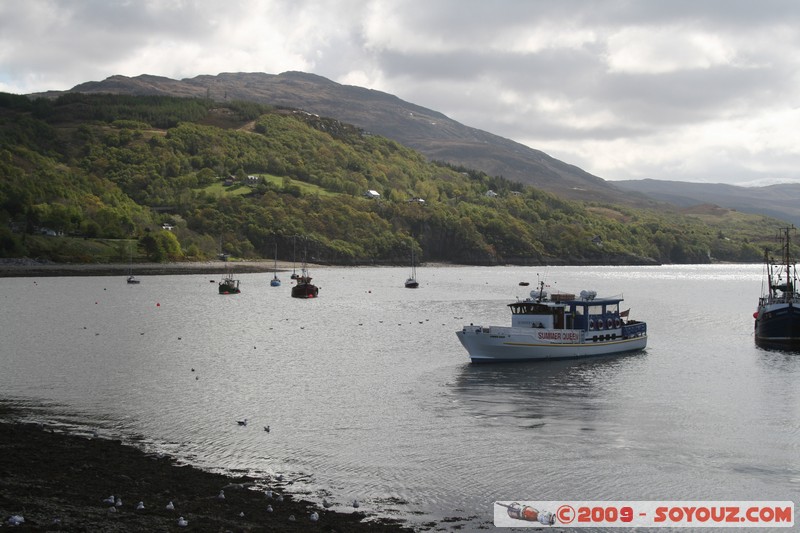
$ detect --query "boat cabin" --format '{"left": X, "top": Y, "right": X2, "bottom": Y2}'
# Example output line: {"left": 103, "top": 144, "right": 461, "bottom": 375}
{"left": 509, "top": 294, "right": 624, "bottom": 332}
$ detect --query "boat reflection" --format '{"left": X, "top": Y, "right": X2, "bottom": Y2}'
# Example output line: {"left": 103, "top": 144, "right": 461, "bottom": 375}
{"left": 449, "top": 353, "right": 644, "bottom": 429}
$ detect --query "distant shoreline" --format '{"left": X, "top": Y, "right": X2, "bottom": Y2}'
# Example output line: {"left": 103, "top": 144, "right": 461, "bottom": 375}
{"left": 0, "top": 259, "right": 302, "bottom": 278}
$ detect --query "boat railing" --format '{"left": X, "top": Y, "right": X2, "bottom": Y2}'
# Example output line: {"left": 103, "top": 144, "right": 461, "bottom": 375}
{"left": 621, "top": 322, "right": 647, "bottom": 337}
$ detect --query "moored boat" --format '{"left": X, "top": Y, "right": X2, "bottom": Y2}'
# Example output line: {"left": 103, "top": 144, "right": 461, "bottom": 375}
{"left": 219, "top": 274, "right": 241, "bottom": 294}
{"left": 270, "top": 244, "right": 281, "bottom": 287}
{"left": 291, "top": 268, "right": 319, "bottom": 298}
{"left": 754, "top": 226, "right": 800, "bottom": 349}
{"left": 405, "top": 248, "right": 419, "bottom": 289}
{"left": 456, "top": 282, "right": 647, "bottom": 363}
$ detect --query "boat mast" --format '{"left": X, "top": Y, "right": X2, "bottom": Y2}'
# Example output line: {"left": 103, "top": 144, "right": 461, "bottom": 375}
{"left": 784, "top": 225, "right": 796, "bottom": 295}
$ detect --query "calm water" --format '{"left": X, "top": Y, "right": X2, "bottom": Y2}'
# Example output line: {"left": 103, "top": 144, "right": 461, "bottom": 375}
{"left": 1, "top": 265, "right": 798, "bottom": 531}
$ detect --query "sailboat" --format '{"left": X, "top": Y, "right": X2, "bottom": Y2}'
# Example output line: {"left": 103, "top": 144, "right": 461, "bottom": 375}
{"left": 290, "top": 235, "right": 300, "bottom": 280}
{"left": 404, "top": 248, "right": 419, "bottom": 288}
{"left": 126, "top": 241, "right": 140, "bottom": 284}
{"left": 270, "top": 244, "right": 281, "bottom": 287}
{"left": 754, "top": 225, "right": 800, "bottom": 348}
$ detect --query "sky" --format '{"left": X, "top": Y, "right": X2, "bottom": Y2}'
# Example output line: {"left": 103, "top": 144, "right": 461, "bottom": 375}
{"left": 2, "top": 0, "right": 800, "bottom": 187}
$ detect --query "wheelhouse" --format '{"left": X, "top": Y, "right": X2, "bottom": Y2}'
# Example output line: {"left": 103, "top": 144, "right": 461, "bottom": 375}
{"left": 509, "top": 296, "right": 625, "bottom": 332}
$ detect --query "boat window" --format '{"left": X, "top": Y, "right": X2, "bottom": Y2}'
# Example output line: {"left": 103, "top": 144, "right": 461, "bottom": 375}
{"left": 607, "top": 303, "right": 619, "bottom": 314}
{"left": 588, "top": 305, "right": 603, "bottom": 315}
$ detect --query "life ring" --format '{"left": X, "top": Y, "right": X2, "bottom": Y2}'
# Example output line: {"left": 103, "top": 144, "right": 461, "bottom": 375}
{"left": 588, "top": 319, "right": 594, "bottom": 330}
{"left": 597, "top": 320, "right": 603, "bottom": 330}
{"left": 614, "top": 318, "right": 621, "bottom": 328}
{"left": 607, "top": 318, "right": 613, "bottom": 329}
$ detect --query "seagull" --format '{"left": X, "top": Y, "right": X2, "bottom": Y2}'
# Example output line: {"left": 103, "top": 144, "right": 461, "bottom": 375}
{"left": 239, "top": 511, "right": 245, "bottom": 518}
{"left": 102, "top": 495, "right": 115, "bottom": 505}
{"left": 115, "top": 497, "right": 122, "bottom": 507}
{"left": 265, "top": 490, "right": 273, "bottom": 499}
{"left": 217, "top": 490, "right": 225, "bottom": 501}
{"left": 177, "top": 516, "right": 188, "bottom": 527}
{"left": 266, "top": 504, "right": 273, "bottom": 512}
{"left": 310, "top": 511, "right": 319, "bottom": 521}
{"left": 353, "top": 499, "right": 360, "bottom": 509}
{"left": 275, "top": 473, "right": 283, "bottom": 482}
{"left": 237, "top": 418, "right": 248, "bottom": 426}
{"left": 288, "top": 515, "right": 296, "bottom": 521}
{"left": 276, "top": 494, "right": 284, "bottom": 502}
{"left": 136, "top": 501, "right": 145, "bottom": 510}
{"left": 166, "top": 501, "right": 175, "bottom": 511}
{"left": 264, "top": 425, "right": 270, "bottom": 432}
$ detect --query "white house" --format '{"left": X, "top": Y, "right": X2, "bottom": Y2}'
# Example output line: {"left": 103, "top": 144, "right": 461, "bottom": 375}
{"left": 485, "top": 190, "right": 499, "bottom": 198}
{"left": 365, "top": 190, "right": 381, "bottom": 199}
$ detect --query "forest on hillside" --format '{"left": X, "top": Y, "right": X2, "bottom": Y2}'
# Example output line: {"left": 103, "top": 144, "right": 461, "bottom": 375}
{"left": 0, "top": 92, "right": 786, "bottom": 265}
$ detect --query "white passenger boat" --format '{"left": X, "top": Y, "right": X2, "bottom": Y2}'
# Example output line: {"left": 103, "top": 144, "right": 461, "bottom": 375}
{"left": 456, "top": 282, "right": 647, "bottom": 363}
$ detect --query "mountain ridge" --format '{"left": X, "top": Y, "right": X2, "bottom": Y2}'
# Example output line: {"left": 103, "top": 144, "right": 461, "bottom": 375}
{"left": 614, "top": 178, "right": 800, "bottom": 228}
{"left": 34, "top": 71, "right": 640, "bottom": 205}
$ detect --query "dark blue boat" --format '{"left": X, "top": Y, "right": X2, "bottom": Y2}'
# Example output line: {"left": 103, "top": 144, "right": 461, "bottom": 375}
{"left": 754, "top": 226, "right": 800, "bottom": 348}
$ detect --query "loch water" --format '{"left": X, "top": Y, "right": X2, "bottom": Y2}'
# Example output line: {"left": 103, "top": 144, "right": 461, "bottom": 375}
{"left": 1, "top": 265, "right": 798, "bottom": 531}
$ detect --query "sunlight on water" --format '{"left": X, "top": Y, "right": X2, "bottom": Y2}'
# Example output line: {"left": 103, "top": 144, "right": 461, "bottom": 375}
{"left": 1, "top": 264, "right": 798, "bottom": 531}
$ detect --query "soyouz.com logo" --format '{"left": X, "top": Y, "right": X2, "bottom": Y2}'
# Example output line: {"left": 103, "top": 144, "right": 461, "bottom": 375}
{"left": 494, "top": 501, "right": 795, "bottom": 528}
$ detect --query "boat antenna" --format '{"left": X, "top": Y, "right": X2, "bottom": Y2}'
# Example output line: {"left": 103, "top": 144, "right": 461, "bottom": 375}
{"left": 536, "top": 273, "right": 546, "bottom": 302}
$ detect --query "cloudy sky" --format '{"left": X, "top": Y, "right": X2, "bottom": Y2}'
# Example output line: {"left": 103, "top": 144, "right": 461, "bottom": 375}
{"left": 2, "top": 0, "right": 800, "bottom": 186}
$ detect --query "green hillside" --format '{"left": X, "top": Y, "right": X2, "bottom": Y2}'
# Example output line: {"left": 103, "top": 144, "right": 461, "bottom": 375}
{"left": 0, "top": 92, "right": 786, "bottom": 265}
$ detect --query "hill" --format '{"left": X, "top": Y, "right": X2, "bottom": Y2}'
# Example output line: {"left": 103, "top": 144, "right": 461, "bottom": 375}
{"left": 0, "top": 92, "right": 788, "bottom": 265}
{"left": 614, "top": 179, "right": 800, "bottom": 228}
{"left": 35, "top": 71, "right": 643, "bottom": 205}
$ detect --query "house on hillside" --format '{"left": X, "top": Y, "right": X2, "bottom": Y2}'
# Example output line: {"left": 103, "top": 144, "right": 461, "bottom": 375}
{"left": 408, "top": 197, "right": 426, "bottom": 204}
{"left": 365, "top": 190, "right": 381, "bottom": 199}
{"left": 485, "top": 190, "right": 499, "bottom": 198}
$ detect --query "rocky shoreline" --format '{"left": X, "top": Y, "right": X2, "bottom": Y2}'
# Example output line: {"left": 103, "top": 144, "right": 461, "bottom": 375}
{"left": 0, "top": 409, "right": 414, "bottom": 532}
